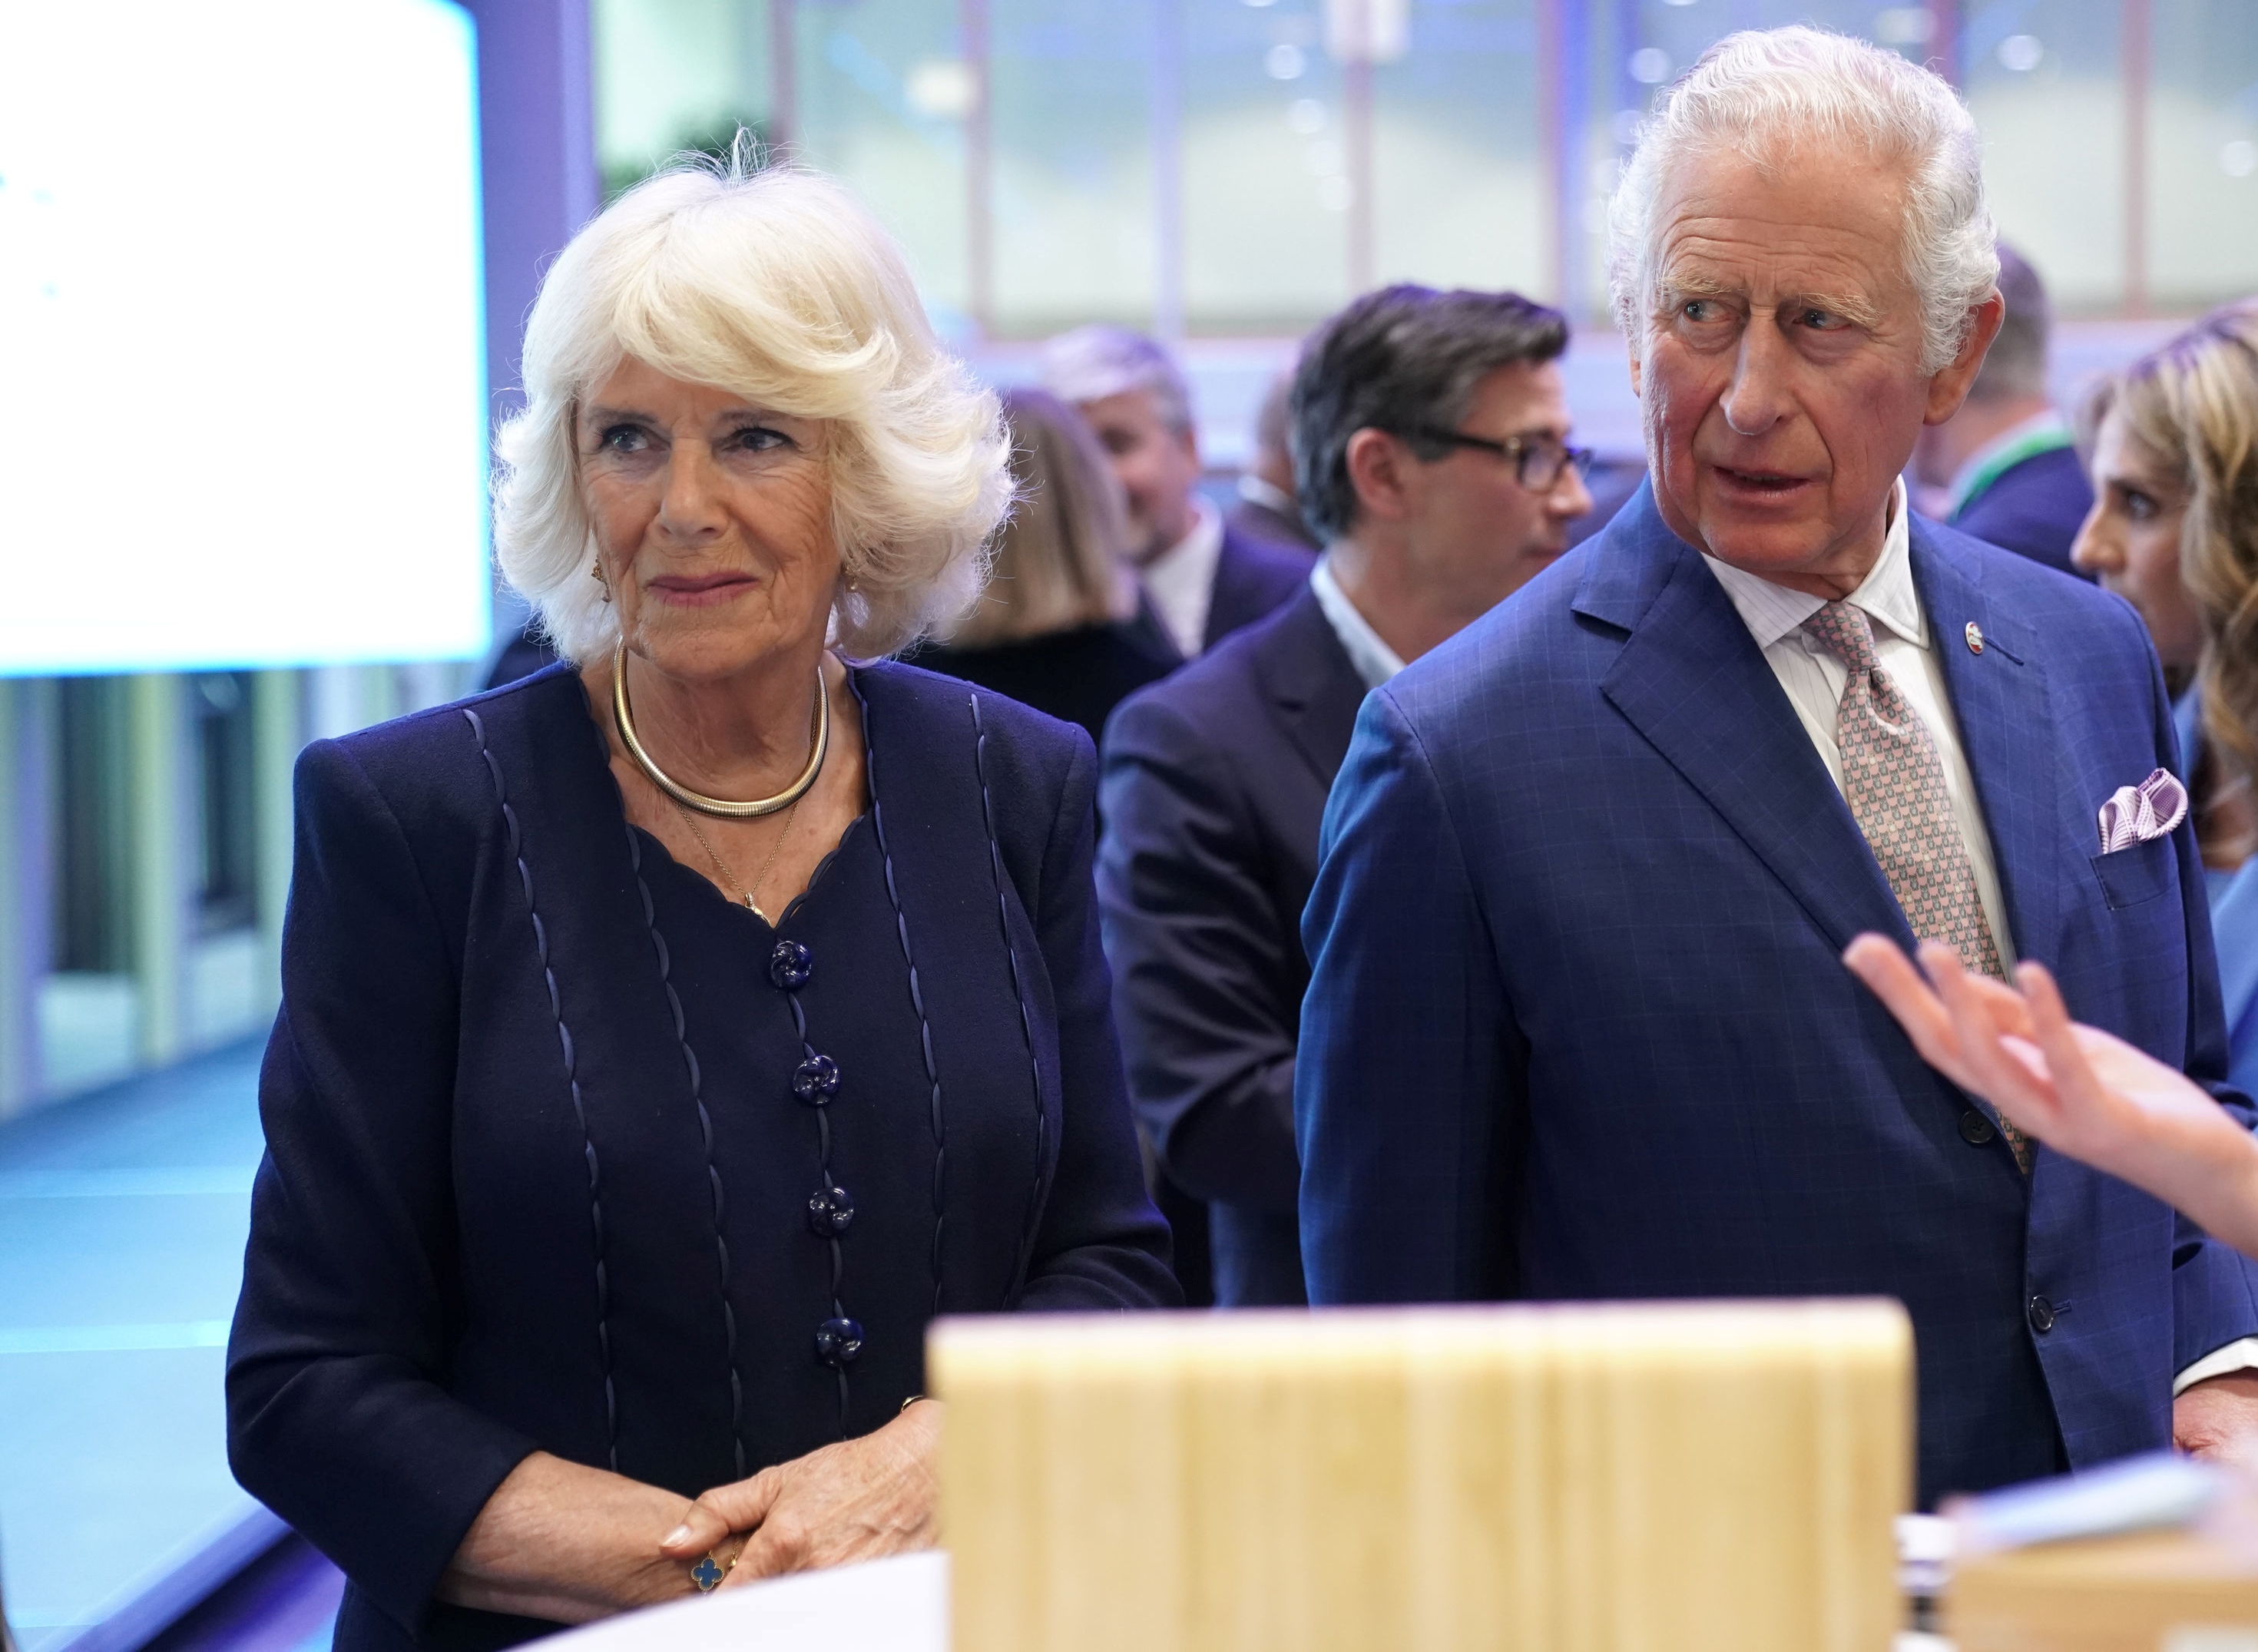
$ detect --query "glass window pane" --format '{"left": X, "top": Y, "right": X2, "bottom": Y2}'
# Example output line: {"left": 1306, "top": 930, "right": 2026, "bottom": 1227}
{"left": 1576, "top": 1, "right": 1919, "bottom": 324}
{"left": 1182, "top": 1, "right": 1350, "bottom": 333}
{"left": 1623, "top": 0, "right": 1879, "bottom": 112}
{"left": 52, "top": 677, "right": 131, "bottom": 975}
{"left": 2150, "top": 0, "right": 2258, "bottom": 310}
{"left": 991, "top": 0, "right": 1157, "bottom": 335}
{"left": 788, "top": 0, "right": 974, "bottom": 323}
{"left": 1962, "top": 0, "right": 2126, "bottom": 312}
{"left": 592, "top": 0, "right": 2232, "bottom": 343}
{"left": 593, "top": 2, "right": 970, "bottom": 324}
{"left": 193, "top": 673, "right": 257, "bottom": 935}
{"left": 1373, "top": 0, "right": 1545, "bottom": 303}
{"left": 593, "top": 0, "right": 766, "bottom": 196}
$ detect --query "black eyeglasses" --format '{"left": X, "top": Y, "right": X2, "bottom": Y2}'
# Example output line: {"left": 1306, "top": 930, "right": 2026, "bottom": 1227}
{"left": 1409, "top": 426, "right": 1595, "bottom": 492}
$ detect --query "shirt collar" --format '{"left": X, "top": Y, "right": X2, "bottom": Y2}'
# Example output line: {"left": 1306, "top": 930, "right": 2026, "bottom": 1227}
{"left": 1146, "top": 496, "right": 1222, "bottom": 585}
{"left": 1309, "top": 554, "right": 1405, "bottom": 690}
{"left": 1237, "top": 473, "right": 1297, "bottom": 516}
{"left": 1700, "top": 477, "right": 1928, "bottom": 652}
{"left": 1141, "top": 497, "right": 1224, "bottom": 657}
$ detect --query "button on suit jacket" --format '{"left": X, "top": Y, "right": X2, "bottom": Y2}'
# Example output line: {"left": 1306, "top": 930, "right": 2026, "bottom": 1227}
{"left": 1296, "top": 482, "right": 2258, "bottom": 1505}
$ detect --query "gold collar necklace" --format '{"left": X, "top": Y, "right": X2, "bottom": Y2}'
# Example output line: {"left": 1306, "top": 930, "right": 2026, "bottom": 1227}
{"left": 610, "top": 639, "right": 829, "bottom": 819}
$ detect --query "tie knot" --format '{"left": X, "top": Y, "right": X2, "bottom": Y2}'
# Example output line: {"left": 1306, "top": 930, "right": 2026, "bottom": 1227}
{"left": 1802, "top": 600, "right": 1881, "bottom": 674}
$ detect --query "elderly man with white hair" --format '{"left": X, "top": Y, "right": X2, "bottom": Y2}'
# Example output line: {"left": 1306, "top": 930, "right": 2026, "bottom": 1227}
{"left": 1296, "top": 26, "right": 2258, "bottom": 1504}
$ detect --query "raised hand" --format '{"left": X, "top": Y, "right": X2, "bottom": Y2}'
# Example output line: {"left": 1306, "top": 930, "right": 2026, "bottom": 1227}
{"left": 1843, "top": 934, "right": 2258, "bottom": 1261}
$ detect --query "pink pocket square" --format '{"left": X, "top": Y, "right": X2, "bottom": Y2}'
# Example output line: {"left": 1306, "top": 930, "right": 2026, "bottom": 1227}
{"left": 2097, "top": 768, "right": 2189, "bottom": 852}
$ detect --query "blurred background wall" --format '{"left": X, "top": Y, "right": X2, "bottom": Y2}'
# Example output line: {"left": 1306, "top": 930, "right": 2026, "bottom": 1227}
{"left": 594, "top": 0, "right": 2258, "bottom": 334}
{"left": 4, "top": 0, "right": 2257, "bottom": 1121}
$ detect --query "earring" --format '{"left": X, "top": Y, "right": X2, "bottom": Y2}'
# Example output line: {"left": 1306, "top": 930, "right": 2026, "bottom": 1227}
{"left": 591, "top": 561, "right": 612, "bottom": 604}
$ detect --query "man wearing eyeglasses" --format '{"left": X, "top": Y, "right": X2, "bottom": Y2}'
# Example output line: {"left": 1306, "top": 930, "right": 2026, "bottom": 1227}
{"left": 1096, "top": 286, "right": 1591, "bottom": 1306}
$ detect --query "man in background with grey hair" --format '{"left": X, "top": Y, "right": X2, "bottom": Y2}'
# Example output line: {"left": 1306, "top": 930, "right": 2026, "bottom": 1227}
{"left": 1041, "top": 325, "right": 1313, "bottom": 662}
{"left": 1297, "top": 25, "right": 2258, "bottom": 1503}
{"left": 1100, "top": 286, "right": 1589, "bottom": 1306}
{"left": 1226, "top": 370, "right": 1320, "bottom": 551}
{"left": 1912, "top": 243, "right": 2093, "bottom": 577}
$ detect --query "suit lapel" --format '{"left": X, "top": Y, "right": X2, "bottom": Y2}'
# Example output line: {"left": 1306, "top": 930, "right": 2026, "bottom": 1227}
{"left": 1204, "top": 533, "right": 1251, "bottom": 650}
{"left": 1582, "top": 495, "right": 1915, "bottom": 955}
{"left": 1254, "top": 588, "right": 1366, "bottom": 787}
{"left": 1910, "top": 525, "right": 2063, "bottom": 969}
{"left": 1127, "top": 588, "right": 1185, "bottom": 669}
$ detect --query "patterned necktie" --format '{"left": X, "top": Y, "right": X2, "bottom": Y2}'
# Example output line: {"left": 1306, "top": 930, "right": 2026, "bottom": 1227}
{"left": 1800, "top": 601, "right": 2030, "bottom": 1172}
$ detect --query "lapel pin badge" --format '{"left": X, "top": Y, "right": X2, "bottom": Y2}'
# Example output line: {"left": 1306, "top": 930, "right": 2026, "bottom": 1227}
{"left": 1965, "top": 621, "right": 1985, "bottom": 656}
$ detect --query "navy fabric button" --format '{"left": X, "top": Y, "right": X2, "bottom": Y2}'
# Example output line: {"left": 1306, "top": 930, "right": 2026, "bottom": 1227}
{"left": 793, "top": 1054, "right": 840, "bottom": 1104}
{"left": 2028, "top": 1295, "right": 2055, "bottom": 1334}
{"left": 768, "top": 939, "right": 813, "bottom": 991}
{"left": 806, "top": 1184, "right": 856, "bottom": 1237}
{"left": 1959, "top": 1111, "right": 1997, "bottom": 1147}
{"left": 814, "top": 1316, "right": 865, "bottom": 1367}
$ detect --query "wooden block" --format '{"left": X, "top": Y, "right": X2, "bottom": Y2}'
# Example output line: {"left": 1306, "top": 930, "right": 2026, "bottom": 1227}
{"left": 1947, "top": 1528, "right": 2258, "bottom": 1651}
{"left": 932, "top": 1299, "right": 1912, "bottom": 1652}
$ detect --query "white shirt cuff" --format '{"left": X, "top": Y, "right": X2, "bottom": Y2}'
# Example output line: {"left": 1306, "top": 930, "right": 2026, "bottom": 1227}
{"left": 2174, "top": 1335, "right": 2258, "bottom": 1395}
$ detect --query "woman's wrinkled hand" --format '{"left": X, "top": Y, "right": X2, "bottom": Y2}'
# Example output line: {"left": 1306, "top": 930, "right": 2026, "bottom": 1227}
{"left": 1843, "top": 934, "right": 2258, "bottom": 1258}
{"left": 439, "top": 1451, "right": 700, "bottom": 1624}
{"left": 659, "top": 1398, "right": 942, "bottom": 1588}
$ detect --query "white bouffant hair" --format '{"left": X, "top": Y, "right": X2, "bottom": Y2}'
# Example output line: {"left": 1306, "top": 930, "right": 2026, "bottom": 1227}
{"left": 494, "top": 150, "right": 1012, "bottom": 662}
{"left": 1607, "top": 25, "right": 1998, "bottom": 376}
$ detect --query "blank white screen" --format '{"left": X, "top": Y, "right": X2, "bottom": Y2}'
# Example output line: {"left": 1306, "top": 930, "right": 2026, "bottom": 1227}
{"left": 0, "top": 0, "right": 488, "bottom": 675}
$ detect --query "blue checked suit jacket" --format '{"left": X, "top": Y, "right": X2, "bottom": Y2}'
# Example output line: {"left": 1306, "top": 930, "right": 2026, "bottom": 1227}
{"left": 1295, "top": 482, "right": 2258, "bottom": 1505}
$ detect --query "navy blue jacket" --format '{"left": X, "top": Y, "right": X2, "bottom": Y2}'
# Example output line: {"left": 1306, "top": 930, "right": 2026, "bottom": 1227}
{"left": 911, "top": 621, "right": 1178, "bottom": 754}
{"left": 1297, "top": 484, "right": 2258, "bottom": 1505}
{"left": 1101, "top": 587, "right": 1365, "bottom": 1306}
{"left": 1951, "top": 445, "right": 2094, "bottom": 581}
{"left": 227, "top": 661, "right": 1174, "bottom": 1650}
{"left": 1206, "top": 526, "right": 1316, "bottom": 651}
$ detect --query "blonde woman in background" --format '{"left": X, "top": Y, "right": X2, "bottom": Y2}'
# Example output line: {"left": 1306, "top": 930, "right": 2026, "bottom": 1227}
{"left": 914, "top": 387, "right": 1180, "bottom": 747}
{"left": 2071, "top": 302, "right": 2258, "bottom": 1091}
{"left": 1847, "top": 302, "right": 2258, "bottom": 1270}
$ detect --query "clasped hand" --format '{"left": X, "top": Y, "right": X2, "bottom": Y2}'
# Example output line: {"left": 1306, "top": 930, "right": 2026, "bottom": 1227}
{"left": 659, "top": 1396, "right": 942, "bottom": 1591}
{"left": 440, "top": 1397, "right": 941, "bottom": 1622}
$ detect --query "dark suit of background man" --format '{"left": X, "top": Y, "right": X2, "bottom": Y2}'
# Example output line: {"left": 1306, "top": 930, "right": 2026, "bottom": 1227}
{"left": 1296, "top": 26, "right": 2258, "bottom": 1505}
{"left": 1912, "top": 243, "right": 2094, "bottom": 578}
{"left": 1099, "top": 287, "right": 1593, "bottom": 1306}
{"left": 1041, "top": 323, "right": 1313, "bottom": 1304}
{"left": 1227, "top": 371, "right": 1322, "bottom": 551}
{"left": 1041, "top": 325, "right": 1313, "bottom": 662}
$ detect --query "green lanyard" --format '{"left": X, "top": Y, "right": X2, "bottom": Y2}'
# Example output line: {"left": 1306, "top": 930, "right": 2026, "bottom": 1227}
{"left": 1948, "top": 425, "right": 2075, "bottom": 521}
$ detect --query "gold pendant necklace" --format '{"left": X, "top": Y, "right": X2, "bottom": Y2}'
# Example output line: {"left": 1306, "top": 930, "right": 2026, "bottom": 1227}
{"left": 612, "top": 638, "right": 828, "bottom": 819}
{"left": 669, "top": 793, "right": 802, "bottom": 924}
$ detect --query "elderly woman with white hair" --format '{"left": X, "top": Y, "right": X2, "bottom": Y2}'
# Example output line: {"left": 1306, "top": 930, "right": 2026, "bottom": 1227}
{"left": 224, "top": 154, "right": 1176, "bottom": 1652}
